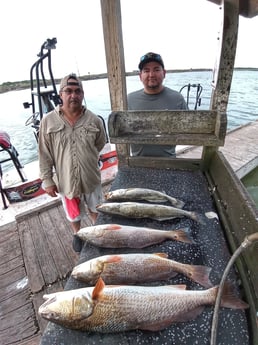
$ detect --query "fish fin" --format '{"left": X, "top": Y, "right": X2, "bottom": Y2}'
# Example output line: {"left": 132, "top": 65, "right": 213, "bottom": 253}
{"left": 92, "top": 278, "right": 105, "bottom": 300}
{"left": 167, "top": 198, "right": 185, "bottom": 209}
{"left": 106, "top": 224, "right": 121, "bottom": 230}
{"left": 174, "top": 306, "right": 205, "bottom": 323}
{"left": 173, "top": 200, "right": 185, "bottom": 209}
{"left": 187, "top": 265, "right": 213, "bottom": 288}
{"left": 105, "top": 255, "right": 122, "bottom": 264}
{"left": 168, "top": 228, "right": 194, "bottom": 244}
{"left": 140, "top": 319, "right": 176, "bottom": 331}
{"left": 161, "top": 190, "right": 185, "bottom": 209}
{"left": 154, "top": 253, "right": 169, "bottom": 259}
{"left": 219, "top": 283, "right": 249, "bottom": 309}
{"left": 167, "top": 284, "right": 187, "bottom": 290}
{"left": 152, "top": 216, "right": 176, "bottom": 221}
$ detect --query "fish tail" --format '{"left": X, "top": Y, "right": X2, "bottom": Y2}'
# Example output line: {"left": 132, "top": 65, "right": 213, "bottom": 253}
{"left": 190, "top": 212, "right": 207, "bottom": 225}
{"left": 217, "top": 283, "right": 249, "bottom": 309}
{"left": 188, "top": 265, "right": 213, "bottom": 288}
{"left": 166, "top": 196, "right": 185, "bottom": 209}
{"left": 170, "top": 228, "right": 194, "bottom": 244}
{"left": 174, "top": 200, "right": 185, "bottom": 209}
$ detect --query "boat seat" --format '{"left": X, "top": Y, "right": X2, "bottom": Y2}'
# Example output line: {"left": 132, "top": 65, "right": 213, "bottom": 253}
{"left": 0, "top": 130, "right": 26, "bottom": 209}
{"left": 108, "top": 109, "right": 227, "bottom": 169}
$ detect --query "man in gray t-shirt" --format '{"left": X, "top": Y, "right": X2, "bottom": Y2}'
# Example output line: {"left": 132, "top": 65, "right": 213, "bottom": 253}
{"left": 127, "top": 52, "right": 188, "bottom": 157}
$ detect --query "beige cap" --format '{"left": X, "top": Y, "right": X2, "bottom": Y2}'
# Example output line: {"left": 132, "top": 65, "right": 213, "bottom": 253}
{"left": 59, "top": 74, "right": 83, "bottom": 91}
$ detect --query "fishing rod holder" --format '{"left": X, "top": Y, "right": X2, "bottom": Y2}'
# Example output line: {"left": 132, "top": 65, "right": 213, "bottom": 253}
{"left": 24, "top": 37, "right": 60, "bottom": 141}
{"left": 179, "top": 83, "right": 203, "bottom": 110}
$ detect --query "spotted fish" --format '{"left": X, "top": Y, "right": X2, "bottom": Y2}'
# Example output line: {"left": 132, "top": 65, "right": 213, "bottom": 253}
{"left": 105, "top": 188, "right": 185, "bottom": 208}
{"left": 71, "top": 252, "right": 212, "bottom": 287}
{"left": 39, "top": 278, "right": 248, "bottom": 333}
{"left": 77, "top": 223, "right": 193, "bottom": 248}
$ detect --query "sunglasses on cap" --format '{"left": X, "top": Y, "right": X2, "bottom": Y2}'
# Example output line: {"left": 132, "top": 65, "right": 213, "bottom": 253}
{"left": 138, "top": 52, "right": 164, "bottom": 70}
{"left": 140, "top": 53, "right": 162, "bottom": 62}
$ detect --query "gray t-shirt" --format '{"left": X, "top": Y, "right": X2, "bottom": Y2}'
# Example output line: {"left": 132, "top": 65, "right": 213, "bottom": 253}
{"left": 127, "top": 86, "right": 188, "bottom": 157}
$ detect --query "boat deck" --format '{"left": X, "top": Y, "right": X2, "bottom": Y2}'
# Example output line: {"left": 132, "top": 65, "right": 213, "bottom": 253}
{"left": 0, "top": 198, "right": 93, "bottom": 345}
{"left": 0, "top": 121, "right": 257, "bottom": 344}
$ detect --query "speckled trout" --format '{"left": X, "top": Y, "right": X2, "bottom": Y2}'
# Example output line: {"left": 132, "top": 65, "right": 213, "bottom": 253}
{"left": 97, "top": 202, "right": 203, "bottom": 223}
{"left": 105, "top": 188, "right": 185, "bottom": 209}
{"left": 71, "top": 252, "right": 212, "bottom": 287}
{"left": 39, "top": 278, "right": 248, "bottom": 333}
{"left": 77, "top": 223, "right": 193, "bottom": 247}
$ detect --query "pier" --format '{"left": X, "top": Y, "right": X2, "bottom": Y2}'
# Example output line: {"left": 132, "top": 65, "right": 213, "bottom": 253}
{"left": 177, "top": 120, "right": 258, "bottom": 175}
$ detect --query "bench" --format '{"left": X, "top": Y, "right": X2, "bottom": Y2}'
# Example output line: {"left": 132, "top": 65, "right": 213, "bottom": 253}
{"left": 108, "top": 110, "right": 227, "bottom": 170}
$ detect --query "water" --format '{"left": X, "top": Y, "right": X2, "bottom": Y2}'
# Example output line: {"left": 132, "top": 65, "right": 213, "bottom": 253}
{"left": 0, "top": 70, "right": 257, "bottom": 172}
{"left": 241, "top": 166, "right": 258, "bottom": 207}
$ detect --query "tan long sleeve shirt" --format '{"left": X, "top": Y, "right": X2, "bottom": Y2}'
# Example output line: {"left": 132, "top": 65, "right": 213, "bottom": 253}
{"left": 38, "top": 106, "right": 106, "bottom": 199}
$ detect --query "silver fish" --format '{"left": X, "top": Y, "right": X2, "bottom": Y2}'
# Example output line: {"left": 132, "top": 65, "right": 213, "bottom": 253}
{"left": 39, "top": 278, "right": 248, "bottom": 333}
{"left": 71, "top": 252, "right": 212, "bottom": 287}
{"left": 97, "top": 202, "right": 203, "bottom": 223}
{"left": 105, "top": 188, "right": 185, "bottom": 208}
{"left": 77, "top": 223, "right": 193, "bottom": 247}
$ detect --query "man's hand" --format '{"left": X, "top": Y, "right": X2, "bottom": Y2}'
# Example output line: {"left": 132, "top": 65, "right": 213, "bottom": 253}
{"left": 45, "top": 185, "right": 58, "bottom": 197}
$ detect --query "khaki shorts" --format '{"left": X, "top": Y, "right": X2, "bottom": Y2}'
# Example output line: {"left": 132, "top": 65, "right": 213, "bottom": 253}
{"left": 61, "top": 184, "right": 103, "bottom": 222}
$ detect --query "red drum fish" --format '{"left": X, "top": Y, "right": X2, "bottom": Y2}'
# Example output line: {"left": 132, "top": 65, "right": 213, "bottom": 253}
{"left": 96, "top": 202, "right": 203, "bottom": 223}
{"left": 39, "top": 278, "right": 248, "bottom": 333}
{"left": 105, "top": 188, "right": 185, "bottom": 209}
{"left": 77, "top": 223, "right": 193, "bottom": 247}
{"left": 71, "top": 252, "right": 212, "bottom": 287}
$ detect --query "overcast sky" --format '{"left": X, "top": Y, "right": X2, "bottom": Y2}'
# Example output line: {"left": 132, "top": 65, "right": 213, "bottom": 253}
{"left": 1, "top": 0, "right": 258, "bottom": 83}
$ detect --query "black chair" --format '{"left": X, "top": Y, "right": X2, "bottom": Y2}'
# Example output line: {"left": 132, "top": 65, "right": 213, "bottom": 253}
{"left": 0, "top": 131, "right": 26, "bottom": 209}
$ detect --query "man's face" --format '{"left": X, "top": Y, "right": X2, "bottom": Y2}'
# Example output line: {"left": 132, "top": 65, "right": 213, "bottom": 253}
{"left": 60, "top": 81, "right": 84, "bottom": 108}
{"left": 139, "top": 61, "right": 166, "bottom": 92}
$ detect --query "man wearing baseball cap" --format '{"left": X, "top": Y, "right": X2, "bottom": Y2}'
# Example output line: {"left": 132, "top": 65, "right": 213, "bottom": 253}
{"left": 128, "top": 52, "right": 188, "bottom": 157}
{"left": 38, "top": 73, "right": 106, "bottom": 253}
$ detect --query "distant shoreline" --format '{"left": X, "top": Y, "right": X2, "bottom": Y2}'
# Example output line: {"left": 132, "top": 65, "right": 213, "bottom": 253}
{"left": 0, "top": 67, "right": 257, "bottom": 94}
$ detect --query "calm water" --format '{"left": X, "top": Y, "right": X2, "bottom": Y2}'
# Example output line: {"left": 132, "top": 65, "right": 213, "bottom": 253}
{"left": 0, "top": 70, "right": 257, "bottom": 172}
{"left": 241, "top": 166, "right": 258, "bottom": 207}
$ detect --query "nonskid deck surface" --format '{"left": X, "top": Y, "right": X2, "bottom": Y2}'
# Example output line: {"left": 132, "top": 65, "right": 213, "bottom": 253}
{"left": 41, "top": 166, "right": 249, "bottom": 345}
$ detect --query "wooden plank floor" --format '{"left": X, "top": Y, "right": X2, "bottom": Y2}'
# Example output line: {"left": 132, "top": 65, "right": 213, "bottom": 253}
{"left": 0, "top": 222, "right": 39, "bottom": 345}
{"left": 0, "top": 199, "right": 92, "bottom": 345}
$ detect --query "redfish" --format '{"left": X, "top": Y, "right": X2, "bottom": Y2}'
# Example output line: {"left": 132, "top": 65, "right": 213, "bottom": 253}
{"left": 96, "top": 202, "right": 203, "bottom": 223}
{"left": 77, "top": 223, "right": 193, "bottom": 247}
{"left": 105, "top": 188, "right": 185, "bottom": 208}
{"left": 39, "top": 278, "right": 248, "bottom": 333}
{"left": 71, "top": 252, "right": 212, "bottom": 287}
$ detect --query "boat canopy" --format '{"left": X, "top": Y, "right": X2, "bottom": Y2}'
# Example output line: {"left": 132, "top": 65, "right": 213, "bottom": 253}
{"left": 208, "top": 0, "right": 258, "bottom": 17}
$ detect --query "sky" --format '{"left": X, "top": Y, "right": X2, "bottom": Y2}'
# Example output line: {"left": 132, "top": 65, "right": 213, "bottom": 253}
{"left": 1, "top": 0, "right": 258, "bottom": 83}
